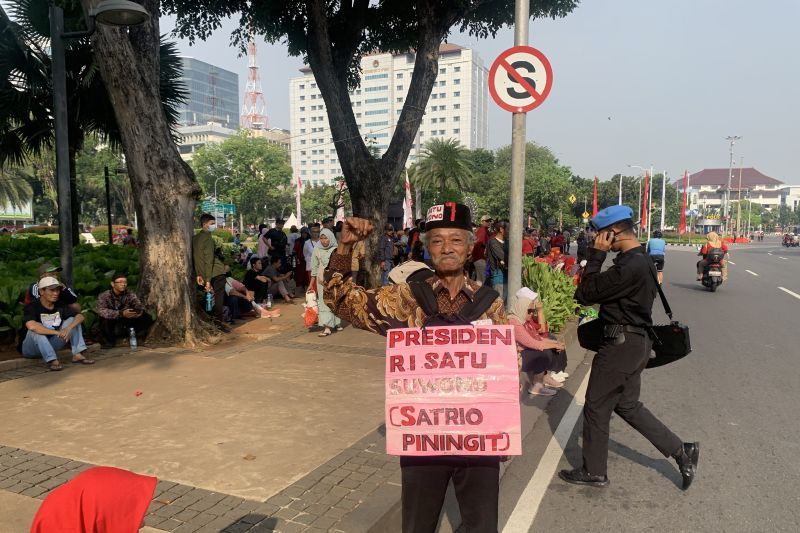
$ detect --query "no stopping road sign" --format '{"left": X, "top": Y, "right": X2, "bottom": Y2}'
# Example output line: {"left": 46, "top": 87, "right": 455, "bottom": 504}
{"left": 489, "top": 46, "right": 553, "bottom": 113}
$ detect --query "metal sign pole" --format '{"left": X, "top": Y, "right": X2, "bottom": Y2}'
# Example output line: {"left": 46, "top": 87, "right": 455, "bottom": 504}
{"left": 507, "top": 0, "right": 529, "bottom": 308}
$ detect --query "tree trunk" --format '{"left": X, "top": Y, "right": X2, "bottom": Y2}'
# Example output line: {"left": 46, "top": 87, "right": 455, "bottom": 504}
{"left": 81, "top": 0, "right": 210, "bottom": 345}
{"left": 69, "top": 147, "right": 80, "bottom": 243}
{"left": 304, "top": 0, "right": 448, "bottom": 284}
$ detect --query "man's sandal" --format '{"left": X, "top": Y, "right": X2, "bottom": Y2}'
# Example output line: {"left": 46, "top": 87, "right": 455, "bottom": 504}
{"left": 48, "top": 361, "right": 63, "bottom": 371}
{"left": 71, "top": 357, "right": 96, "bottom": 365}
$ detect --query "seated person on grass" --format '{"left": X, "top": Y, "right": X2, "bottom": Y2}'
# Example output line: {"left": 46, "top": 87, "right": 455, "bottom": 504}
{"left": 21, "top": 276, "right": 94, "bottom": 371}
{"left": 262, "top": 256, "right": 294, "bottom": 303}
{"left": 95, "top": 272, "right": 153, "bottom": 348}
{"left": 224, "top": 277, "right": 280, "bottom": 320}
{"left": 26, "top": 265, "right": 81, "bottom": 314}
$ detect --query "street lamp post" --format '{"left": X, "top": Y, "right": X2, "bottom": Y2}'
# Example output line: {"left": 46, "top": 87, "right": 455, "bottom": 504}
{"left": 628, "top": 164, "right": 650, "bottom": 237}
{"left": 49, "top": 0, "right": 150, "bottom": 284}
{"left": 618, "top": 174, "right": 623, "bottom": 205}
{"left": 724, "top": 135, "right": 742, "bottom": 235}
{"left": 214, "top": 175, "right": 228, "bottom": 225}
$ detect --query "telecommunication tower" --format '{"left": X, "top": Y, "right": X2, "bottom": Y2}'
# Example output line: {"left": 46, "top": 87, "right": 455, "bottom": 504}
{"left": 241, "top": 41, "right": 268, "bottom": 130}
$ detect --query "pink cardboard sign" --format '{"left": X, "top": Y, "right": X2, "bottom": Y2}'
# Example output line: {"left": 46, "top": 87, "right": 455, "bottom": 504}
{"left": 385, "top": 325, "right": 522, "bottom": 456}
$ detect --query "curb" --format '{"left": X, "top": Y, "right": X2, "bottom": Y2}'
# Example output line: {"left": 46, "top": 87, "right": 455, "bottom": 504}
{"left": 355, "top": 320, "right": 584, "bottom": 533}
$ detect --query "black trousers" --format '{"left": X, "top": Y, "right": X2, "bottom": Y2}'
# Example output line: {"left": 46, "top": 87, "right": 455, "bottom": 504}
{"left": 99, "top": 314, "right": 154, "bottom": 345}
{"left": 400, "top": 456, "right": 499, "bottom": 533}
{"left": 211, "top": 274, "right": 227, "bottom": 322}
{"left": 582, "top": 331, "right": 682, "bottom": 476}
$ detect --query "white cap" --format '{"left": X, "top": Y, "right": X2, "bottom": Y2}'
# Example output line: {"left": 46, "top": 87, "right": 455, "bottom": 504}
{"left": 38, "top": 276, "right": 64, "bottom": 290}
{"left": 516, "top": 287, "right": 538, "bottom": 302}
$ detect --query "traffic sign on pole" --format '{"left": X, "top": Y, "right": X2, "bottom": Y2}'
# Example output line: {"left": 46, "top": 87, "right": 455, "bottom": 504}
{"left": 569, "top": 194, "right": 577, "bottom": 204}
{"left": 582, "top": 211, "right": 590, "bottom": 219}
{"left": 488, "top": 45, "right": 553, "bottom": 113}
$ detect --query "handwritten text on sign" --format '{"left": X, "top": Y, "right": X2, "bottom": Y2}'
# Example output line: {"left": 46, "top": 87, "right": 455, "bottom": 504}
{"left": 385, "top": 326, "right": 521, "bottom": 456}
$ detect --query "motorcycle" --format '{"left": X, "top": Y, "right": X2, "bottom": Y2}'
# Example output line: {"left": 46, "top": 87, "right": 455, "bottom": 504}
{"left": 700, "top": 247, "right": 725, "bottom": 292}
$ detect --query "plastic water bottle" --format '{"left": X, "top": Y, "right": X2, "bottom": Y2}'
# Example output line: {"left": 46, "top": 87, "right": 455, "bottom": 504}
{"left": 205, "top": 291, "right": 214, "bottom": 312}
{"left": 129, "top": 328, "right": 137, "bottom": 351}
{"left": 266, "top": 294, "right": 273, "bottom": 310}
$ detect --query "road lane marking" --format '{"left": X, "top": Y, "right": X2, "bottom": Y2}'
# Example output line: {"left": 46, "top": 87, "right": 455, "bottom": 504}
{"left": 728, "top": 261, "right": 736, "bottom": 265}
{"left": 746, "top": 270, "right": 759, "bottom": 276}
{"left": 779, "top": 257, "right": 787, "bottom": 260}
{"left": 503, "top": 369, "right": 591, "bottom": 532}
{"left": 768, "top": 252, "right": 773, "bottom": 256}
{"left": 778, "top": 287, "right": 800, "bottom": 300}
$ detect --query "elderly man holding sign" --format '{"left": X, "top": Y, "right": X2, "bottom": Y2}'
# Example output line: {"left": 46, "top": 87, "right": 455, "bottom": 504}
{"left": 324, "top": 203, "right": 520, "bottom": 533}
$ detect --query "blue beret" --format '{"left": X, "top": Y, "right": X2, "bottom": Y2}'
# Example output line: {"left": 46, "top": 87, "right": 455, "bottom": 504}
{"left": 591, "top": 205, "right": 634, "bottom": 230}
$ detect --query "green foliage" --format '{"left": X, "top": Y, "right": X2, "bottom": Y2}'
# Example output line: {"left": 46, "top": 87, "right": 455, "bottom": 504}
{"left": 18, "top": 225, "right": 59, "bottom": 235}
{"left": 190, "top": 131, "right": 294, "bottom": 224}
{"left": 90, "top": 224, "right": 134, "bottom": 245}
{"left": 0, "top": 167, "right": 32, "bottom": 208}
{"left": 413, "top": 138, "right": 474, "bottom": 202}
{"left": 470, "top": 143, "right": 573, "bottom": 228}
{"left": 163, "top": 0, "right": 579, "bottom": 87}
{"left": 0, "top": 235, "right": 140, "bottom": 343}
{"left": 521, "top": 257, "right": 577, "bottom": 333}
{"left": 301, "top": 183, "right": 351, "bottom": 223}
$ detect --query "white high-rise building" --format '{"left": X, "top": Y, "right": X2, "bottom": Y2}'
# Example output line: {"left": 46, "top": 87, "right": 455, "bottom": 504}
{"left": 289, "top": 43, "right": 488, "bottom": 187}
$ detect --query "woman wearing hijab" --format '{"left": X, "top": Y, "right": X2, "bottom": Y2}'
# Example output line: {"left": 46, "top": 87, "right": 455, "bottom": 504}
{"left": 256, "top": 223, "right": 269, "bottom": 259}
{"left": 30, "top": 466, "right": 156, "bottom": 533}
{"left": 508, "top": 288, "right": 568, "bottom": 396}
{"left": 294, "top": 227, "right": 311, "bottom": 292}
{"left": 697, "top": 231, "right": 729, "bottom": 281}
{"left": 311, "top": 228, "right": 343, "bottom": 336}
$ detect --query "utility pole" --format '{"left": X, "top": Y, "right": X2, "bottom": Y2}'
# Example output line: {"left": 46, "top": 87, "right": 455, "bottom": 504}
{"left": 506, "top": 0, "right": 529, "bottom": 308}
{"left": 618, "top": 174, "right": 623, "bottom": 205}
{"left": 725, "top": 135, "right": 741, "bottom": 234}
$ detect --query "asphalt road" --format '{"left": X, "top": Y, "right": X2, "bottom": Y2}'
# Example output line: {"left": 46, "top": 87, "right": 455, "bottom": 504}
{"left": 498, "top": 237, "right": 800, "bottom": 532}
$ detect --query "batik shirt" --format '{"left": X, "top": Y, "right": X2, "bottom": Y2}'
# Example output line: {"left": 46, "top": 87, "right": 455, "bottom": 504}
{"left": 323, "top": 251, "right": 507, "bottom": 336}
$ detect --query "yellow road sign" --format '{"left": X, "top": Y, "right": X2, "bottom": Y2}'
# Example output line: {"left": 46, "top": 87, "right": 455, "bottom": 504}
{"left": 569, "top": 194, "right": 577, "bottom": 204}
{"left": 582, "top": 211, "right": 590, "bottom": 219}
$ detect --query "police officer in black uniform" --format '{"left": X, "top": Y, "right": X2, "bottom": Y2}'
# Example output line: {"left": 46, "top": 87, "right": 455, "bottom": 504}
{"left": 559, "top": 205, "right": 699, "bottom": 490}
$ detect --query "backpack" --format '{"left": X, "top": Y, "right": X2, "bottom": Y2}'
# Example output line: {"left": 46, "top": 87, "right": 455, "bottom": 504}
{"left": 408, "top": 281, "right": 500, "bottom": 327}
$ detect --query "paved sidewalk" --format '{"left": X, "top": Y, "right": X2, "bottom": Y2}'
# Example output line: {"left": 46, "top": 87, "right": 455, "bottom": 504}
{"left": 0, "top": 311, "right": 582, "bottom": 532}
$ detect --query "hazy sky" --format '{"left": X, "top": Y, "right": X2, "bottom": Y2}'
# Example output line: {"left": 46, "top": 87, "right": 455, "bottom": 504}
{"left": 160, "top": 0, "right": 799, "bottom": 184}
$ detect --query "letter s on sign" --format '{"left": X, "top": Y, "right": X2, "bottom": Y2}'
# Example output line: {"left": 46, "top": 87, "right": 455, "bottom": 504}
{"left": 506, "top": 60, "right": 536, "bottom": 99}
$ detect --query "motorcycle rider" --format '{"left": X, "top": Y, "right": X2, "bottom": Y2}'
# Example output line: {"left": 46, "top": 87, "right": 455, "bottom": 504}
{"left": 697, "top": 232, "right": 728, "bottom": 282}
{"left": 646, "top": 230, "right": 667, "bottom": 285}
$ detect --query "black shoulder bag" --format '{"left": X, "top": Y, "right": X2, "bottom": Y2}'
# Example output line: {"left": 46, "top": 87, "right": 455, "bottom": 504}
{"left": 646, "top": 263, "right": 692, "bottom": 368}
{"left": 577, "top": 261, "right": 692, "bottom": 369}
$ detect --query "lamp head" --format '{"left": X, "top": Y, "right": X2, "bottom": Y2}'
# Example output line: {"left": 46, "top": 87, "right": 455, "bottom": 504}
{"left": 91, "top": 0, "right": 150, "bottom": 26}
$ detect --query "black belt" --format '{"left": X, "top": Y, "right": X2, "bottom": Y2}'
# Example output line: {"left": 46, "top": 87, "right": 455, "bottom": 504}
{"left": 622, "top": 325, "right": 648, "bottom": 335}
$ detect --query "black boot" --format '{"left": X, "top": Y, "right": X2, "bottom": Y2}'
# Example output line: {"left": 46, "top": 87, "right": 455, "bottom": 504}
{"left": 558, "top": 467, "right": 609, "bottom": 488}
{"left": 674, "top": 442, "right": 700, "bottom": 490}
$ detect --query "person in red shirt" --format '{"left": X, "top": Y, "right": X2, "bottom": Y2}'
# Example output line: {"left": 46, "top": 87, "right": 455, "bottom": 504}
{"left": 522, "top": 229, "right": 537, "bottom": 256}
{"left": 697, "top": 231, "right": 729, "bottom": 280}
{"left": 551, "top": 231, "right": 565, "bottom": 253}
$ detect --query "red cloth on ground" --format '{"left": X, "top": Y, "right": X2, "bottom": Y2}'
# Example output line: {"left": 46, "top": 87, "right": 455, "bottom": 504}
{"left": 30, "top": 466, "right": 157, "bottom": 533}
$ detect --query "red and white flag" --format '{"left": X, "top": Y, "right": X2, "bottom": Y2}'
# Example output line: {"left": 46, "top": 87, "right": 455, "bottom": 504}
{"left": 403, "top": 172, "right": 414, "bottom": 228}
{"left": 592, "top": 176, "right": 599, "bottom": 217}
{"left": 679, "top": 170, "right": 689, "bottom": 235}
